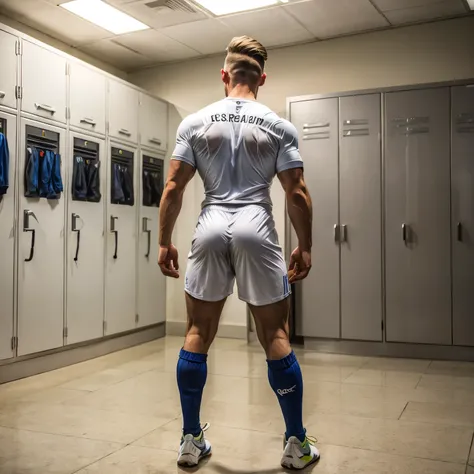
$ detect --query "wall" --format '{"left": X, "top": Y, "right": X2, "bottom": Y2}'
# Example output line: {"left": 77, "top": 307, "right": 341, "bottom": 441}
{"left": 131, "top": 16, "right": 474, "bottom": 334}
{"left": 0, "top": 14, "right": 128, "bottom": 80}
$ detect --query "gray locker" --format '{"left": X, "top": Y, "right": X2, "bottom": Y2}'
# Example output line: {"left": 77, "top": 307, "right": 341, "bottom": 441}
{"left": 0, "top": 112, "right": 16, "bottom": 360}
{"left": 340, "top": 94, "right": 383, "bottom": 341}
{"left": 385, "top": 88, "right": 451, "bottom": 345}
{"left": 18, "top": 119, "right": 66, "bottom": 356}
{"left": 66, "top": 133, "right": 106, "bottom": 345}
{"left": 105, "top": 143, "right": 137, "bottom": 335}
{"left": 290, "top": 98, "right": 340, "bottom": 339}
{"left": 0, "top": 30, "right": 18, "bottom": 111}
{"left": 451, "top": 85, "right": 474, "bottom": 347}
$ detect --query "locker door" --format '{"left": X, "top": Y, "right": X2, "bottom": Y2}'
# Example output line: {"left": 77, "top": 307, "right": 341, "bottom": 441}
{"left": 70, "top": 63, "right": 106, "bottom": 136}
{"left": 0, "top": 112, "right": 16, "bottom": 360}
{"left": 452, "top": 85, "right": 474, "bottom": 347}
{"left": 66, "top": 134, "right": 105, "bottom": 345}
{"left": 139, "top": 94, "right": 168, "bottom": 152}
{"left": 290, "top": 98, "right": 340, "bottom": 338}
{"left": 340, "top": 94, "right": 382, "bottom": 341}
{"left": 0, "top": 30, "right": 18, "bottom": 111}
{"left": 22, "top": 41, "right": 67, "bottom": 124}
{"left": 105, "top": 144, "right": 137, "bottom": 335}
{"left": 18, "top": 119, "right": 66, "bottom": 356}
{"left": 109, "top": 81, "right": 138, "bottom": 143}
{"left": 138, "top": 152, "right": 166, "bottom": 328}
{"left": 385, "top": 88, "right": 451, "bottom": 345}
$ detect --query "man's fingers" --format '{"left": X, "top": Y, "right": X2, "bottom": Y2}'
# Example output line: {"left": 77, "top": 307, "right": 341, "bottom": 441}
{"left": 291, "top": 267, "right": 311, "bottom": 283}
{"left": 159, "top": 262, "right": 179, "bottom": 278}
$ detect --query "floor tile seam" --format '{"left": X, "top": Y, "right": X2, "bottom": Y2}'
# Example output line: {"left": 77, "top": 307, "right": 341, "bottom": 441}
{"left": 466, "top": 431, "right": 474, "bottom": 469}
{"left": 398, "top": 401, "right": 410, "bottom": 420}
{"left": 125, "top": 416, "right": 181, "bottom": 446}
{"left": 69, "top": 445, "right": 126, "bottom": 474}
{"left": 396, "top": 412, "right": 474, "bottom": 429}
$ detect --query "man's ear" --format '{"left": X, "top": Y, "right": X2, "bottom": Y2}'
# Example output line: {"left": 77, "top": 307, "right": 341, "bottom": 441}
{"left": 260, "top": 73, "right": 267, "bottom": 87}
{"left": 221, "top": 69, "right": 230, "bottom": 84}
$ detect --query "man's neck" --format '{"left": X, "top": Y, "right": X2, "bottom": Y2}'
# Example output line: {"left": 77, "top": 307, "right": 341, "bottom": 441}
{"left": 227, "top": 84, "right": 257, "bottom": 101}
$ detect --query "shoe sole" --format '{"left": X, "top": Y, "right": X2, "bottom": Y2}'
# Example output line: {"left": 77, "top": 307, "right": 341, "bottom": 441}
{"left": 281, "top": 453, "right": 321, "bottom": 471}
{"left": 177, "top": 448, "right": 212, "bottom": 467}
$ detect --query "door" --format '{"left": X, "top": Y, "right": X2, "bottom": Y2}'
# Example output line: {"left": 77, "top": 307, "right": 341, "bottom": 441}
{"left": 290, "top": 98, "right": 340, "bottom": 339}
{"left": 70, "top": 62, "right": 106, "bottom": 136}
{"left": 385, "top": 88, "right": 451, "bottom": 345}
{"left": 0, "top": 30, "right": 18, "bottom": 111}
{"left": 109, "top": 80, "right": 138, "bottom": 143}
{"left": 0, "top": 112, "right": 16, "bottom": 360}
{"left": 452, "top": 85, "right": 474, "bottom": 347}
{"left": 105, "top": 143, "right": 137, "bottom": 335}
{"left": 138, "top": 151, "right": 166, "bottom": 328}
{"left": 340, "top": 94, "right": 382, "bottom": 341}
{"left": 18, "top": 119, "right": 66, "bottom": 356}
{"left": 22, "top": 41, "right": 67, "bottom": 123}
{"left": 66, "top": 133, "right": 105, "bottom": 345}
{"left": 140, "top": 94, "right": 168, "bottom": 152}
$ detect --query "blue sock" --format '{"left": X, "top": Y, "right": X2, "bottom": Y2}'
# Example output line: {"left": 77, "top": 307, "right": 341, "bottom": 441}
{"left": 177, "top": 349, "right": 208, "bottom": 437}
{"left": 267, "top": 351, "right": 306, "bottom": 442}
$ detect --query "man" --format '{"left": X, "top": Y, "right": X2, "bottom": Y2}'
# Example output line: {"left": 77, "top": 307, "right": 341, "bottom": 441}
{"left": 158, "top": 36, "right": 318, "bottom": 470}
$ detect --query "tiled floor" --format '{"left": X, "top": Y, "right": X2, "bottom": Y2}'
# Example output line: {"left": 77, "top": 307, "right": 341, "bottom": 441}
{"left": 1, "top": 337, "right": 474, "bottom": 473}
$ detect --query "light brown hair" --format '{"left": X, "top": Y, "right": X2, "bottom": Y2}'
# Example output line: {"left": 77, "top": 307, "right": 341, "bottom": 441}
{"left": 224, "top": 36, "right": 268, "bottom": 86}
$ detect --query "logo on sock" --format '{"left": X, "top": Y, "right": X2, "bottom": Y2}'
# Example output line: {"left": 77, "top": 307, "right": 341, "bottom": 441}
{"left": 277, "top": 385, "right": 296, "bottom": 396}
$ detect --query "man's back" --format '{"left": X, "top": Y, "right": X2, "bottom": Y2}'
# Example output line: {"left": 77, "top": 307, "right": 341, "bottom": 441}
{"left": 173, "top": 97, "right": 302, "bottom": 208}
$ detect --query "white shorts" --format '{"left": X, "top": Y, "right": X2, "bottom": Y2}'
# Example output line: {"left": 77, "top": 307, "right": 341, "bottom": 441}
{"left": 185, "top": 204, "right": 291, "bottom": 306}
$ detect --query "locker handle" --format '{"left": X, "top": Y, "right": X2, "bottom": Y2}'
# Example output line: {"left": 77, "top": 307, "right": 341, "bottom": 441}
{"left": 341, "top": 225, "right": 348, "bottom": 243}
{"left": 80, "top": 117, "right": 97, "bottom": 126}
{"left": 111, "top": 216, "right": 118, "bottom": 259}
{"left": 23, "top": 210, "right": 38, "bottom": 262}
{"left": 34, "top": 103, "right": 56, "bottom": 114}
{"left": 149, "top": 137, "right": 162, "bottom": 146}
{"left": 0, "top": 91, "right": 5, "bottom": 99}
{"left": 119, "top": 128, "right": 132, "bottom": 137}
{"left": 334, "top": 224, "right": 340, "bottom": 243}
{"left": 143, "top": 217, "right": 151, "bottom": 258}
{"left": 457, "top": 222, "right": 463, "bottom": 242}
{"left": 72, "top": 213, "right": 81, "bottom": 262}
{"left": 402, "top": 224, "right": 408, "bottom": 244}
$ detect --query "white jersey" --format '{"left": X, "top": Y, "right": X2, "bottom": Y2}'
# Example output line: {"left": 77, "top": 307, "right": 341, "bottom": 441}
{"left": 172, "top": 97, "right": 303, "bottom": 208}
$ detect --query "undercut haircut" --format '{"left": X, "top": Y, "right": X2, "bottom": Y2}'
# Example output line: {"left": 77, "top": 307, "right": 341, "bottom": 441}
{"left": 225, "top": 36, "right": 268, "bottom": 86}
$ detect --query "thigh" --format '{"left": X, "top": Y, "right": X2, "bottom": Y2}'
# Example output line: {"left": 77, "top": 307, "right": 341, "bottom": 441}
{"left": 185, "top": 207, "right": 235, "bottom": 302}
{"left": 231, "top": 205, "right": 290, "bottom": 306}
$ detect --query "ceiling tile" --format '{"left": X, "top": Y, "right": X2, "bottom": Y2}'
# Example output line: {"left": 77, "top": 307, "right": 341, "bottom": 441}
{"left": 0, "top": 0, "right": 112, "bottom": 45}
{"left": 160, "top": 18, "right": 235, "bottom": 55}
{"left": 384, "top": 0, "right": 467, "bottom": 24}
{"left": 113, "top": 28, "right": 201, "bottom": 62}
{"left": 371, "top": 0, "right": 459, "bottom": 12}
{"left": 220, "top": 6, "right": 314, "bottom": 47}
{"left": 79, "top": 38, "right": 153, "bottom": 71}
{"left": 112, "top": 0, "right": 209, "bottom": 29}
{"left": 284, "top": 0, "right": 389, "bottom": 39}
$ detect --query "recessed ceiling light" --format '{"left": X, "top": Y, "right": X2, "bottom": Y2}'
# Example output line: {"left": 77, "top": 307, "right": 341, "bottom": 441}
{"left": 60, "top": 0, "right": 149, "bottom": 35}
{"left": 467, "top": 0, "right": 474, "bottom": 10}
{"left": 194, "top": 0, "right": 285, "bottom": 16}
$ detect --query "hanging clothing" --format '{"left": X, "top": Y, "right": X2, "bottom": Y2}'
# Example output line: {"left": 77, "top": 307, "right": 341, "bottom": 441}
{"left": 25, "top": 147, "right": 63, "bottom": 199}
{"left": 143, "top": 170, "right": 152, "bottom": 207}
{"left": 0, "top": 132, "right": 9, "bottom": 198}
{"left": 150, "top": 172, "right": 163, "bottom": 207}
{"left": 112, "top": 163, "right": 125, "bottom": 204}
{"left": 72, "top": 156, "right": 88, "bottom": 201}
{"left": 86, "top": 160, "right": 101, "bottom": 202}
{"left": 52, "top": 152, "right": 63, "bottom": 197}
{"left": 25, "top": 147, "right": 40, "bottom": 198}
{"left": 121, "top": 165, "right": 134, "bottom": 206}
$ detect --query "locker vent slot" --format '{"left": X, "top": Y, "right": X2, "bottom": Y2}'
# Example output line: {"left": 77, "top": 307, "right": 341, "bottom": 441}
{"left": 143, "top": 155, "right": 164, "bottom": 207}
{"left": 72, "top": 138, "right": 101, "bottom": 203}
{"left": 393, "top": 117, "right": 430, "bottom": 135}
{"left": 303, "top": 132, "right": 330, "bottom": 140}
{"left": 26, "top": 126, "right": 60, "bottom": 153}
{"left": 111, "top": 147, "right": 134, "bottom": 206}
{"left": 343, "top": 119, "right": 368, "bottom": 126}
{"left": 456, "top": 113, "right": 474, "bottom": 133}
{"left": 0, "top": 117, "right": 6, "bottom": 135}
{"left": 343, "top": 129, "right": 370, "bottom": 137}
{"left": 303, "top": 122, "right": 329, "bottom": 129}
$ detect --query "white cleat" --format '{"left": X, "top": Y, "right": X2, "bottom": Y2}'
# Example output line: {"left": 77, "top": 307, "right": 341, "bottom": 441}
{"left": 177, "top": 423, "right": 212, "bottom": 467}
{"left": 281, "top": 435, "right": 320, "bottom": 470}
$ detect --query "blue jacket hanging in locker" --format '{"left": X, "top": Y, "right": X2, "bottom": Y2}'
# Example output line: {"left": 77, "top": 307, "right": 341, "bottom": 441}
{"left": 0, "top": 132, "right": 9, "bottom": 198}
{"left": 25, "top": 147, "right": 63, "bottom": 199}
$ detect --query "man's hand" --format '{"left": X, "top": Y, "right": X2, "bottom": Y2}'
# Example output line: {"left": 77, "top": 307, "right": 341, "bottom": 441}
{"left": 158, "top": 244, "right": 180, "bottom": 278}
{"left": 288, "top": 247, "right": 312, "bottom": 283}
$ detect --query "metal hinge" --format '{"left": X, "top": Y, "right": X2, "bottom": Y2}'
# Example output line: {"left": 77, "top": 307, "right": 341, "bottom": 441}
{"left": 66, "top": 107, "right": 70, "bottom": 120}
{"left": 381, "top": 320, "right": 384, "bottom": 331}
{"left": 11, "top": 336, "right": 17, "bottom": 351}
{"left": 15, "top": 40, "right": 22, "bottom": 56}
{"left": 135, "top": 314, "right": 140, "bottom": 324}
{"left": 15, "top": 86, "right": 23, "bottom": 100}
{"left": 63, "top": 327, "right": 68, "bottom": 338}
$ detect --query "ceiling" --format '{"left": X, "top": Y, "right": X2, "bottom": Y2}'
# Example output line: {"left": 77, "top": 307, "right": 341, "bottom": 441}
{"left": 0, "top": 0, "right": 471, "bottom": 72}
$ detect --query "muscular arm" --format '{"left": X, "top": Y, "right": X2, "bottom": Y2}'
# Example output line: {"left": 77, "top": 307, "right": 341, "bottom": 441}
{"left": 278, "top": 167, "right": 313, "bottom": 252}
{"left": 159, "top": 160, "right": 195, "bottom": 246}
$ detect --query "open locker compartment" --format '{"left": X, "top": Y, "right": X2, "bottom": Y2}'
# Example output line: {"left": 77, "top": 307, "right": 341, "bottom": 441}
{"left": 17, "top": 118, "right": 66, "bottom": 356}
{"left": 66, "top": 132, "right": 106, "bottom": 345}
{"left": 137, "top": 151, "right": 165, "bottom": 328}
{"left": 0, "top": 112, "right": 16, "bottom": 360}
{"left": 105, "top": 142, "right": 138, "bottom": 336}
